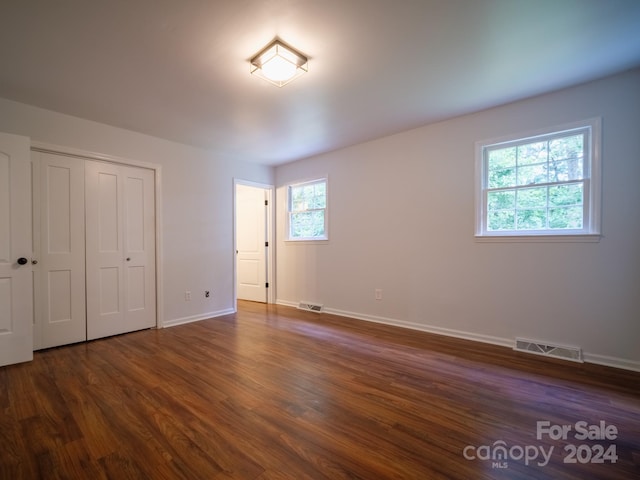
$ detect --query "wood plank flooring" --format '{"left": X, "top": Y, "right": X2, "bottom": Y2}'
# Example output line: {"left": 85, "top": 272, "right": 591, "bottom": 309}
{"left": 1, "top": 301, "right": 639, "bottom": 479}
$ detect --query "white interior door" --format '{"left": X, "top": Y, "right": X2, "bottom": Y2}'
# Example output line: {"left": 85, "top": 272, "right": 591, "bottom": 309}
{"left": 236, "top": 184, "right": 267, "bottom": 303}
{"left": 32, "top": 151, "right": 86, "bottom": 349}
{"left": 0, "top": 133, "right": 33, "bottom": 366}
{"left": 85, "top": 161, "right": 156, "bottom": 340}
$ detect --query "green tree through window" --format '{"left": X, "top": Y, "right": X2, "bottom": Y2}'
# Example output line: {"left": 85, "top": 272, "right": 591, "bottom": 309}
{"left": 486, "top": 133, "right": 585, "bottom": 231}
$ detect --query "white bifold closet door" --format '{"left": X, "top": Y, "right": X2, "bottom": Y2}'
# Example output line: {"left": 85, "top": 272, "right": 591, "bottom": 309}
{"left": 85, "top": 161, "right": 156, "bottom": 340}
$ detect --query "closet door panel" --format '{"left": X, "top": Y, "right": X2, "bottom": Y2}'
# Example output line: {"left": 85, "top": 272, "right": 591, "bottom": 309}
{"left": 34, "top": 152, "right": 86, "bottom": 349}
{"left": 86, "top": 161, "right": 155, "bottom": 340}
{"left": 123, "top": 167, "right": 156, "bottom": 330}
{"left": 95, "top": 170, "right": 123, "bottom": 322}
{"left": 86, "top": 162, "right": 124, "bottom": 339}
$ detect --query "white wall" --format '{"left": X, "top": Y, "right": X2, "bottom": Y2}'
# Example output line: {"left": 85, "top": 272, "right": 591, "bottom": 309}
{"left": 275, "top": 68, "right": 640, "bottom": 371}
{"left": 0, "top": 97, "right": 273, "bottom": 326}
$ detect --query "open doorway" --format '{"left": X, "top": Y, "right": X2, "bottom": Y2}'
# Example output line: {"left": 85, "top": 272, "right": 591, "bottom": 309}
{"left": 234, "top": 180, "right": 274, "bottom": 306}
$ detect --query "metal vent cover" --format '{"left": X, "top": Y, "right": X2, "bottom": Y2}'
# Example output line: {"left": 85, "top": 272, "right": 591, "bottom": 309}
{"left": 515, "top": 338, "right": 583, "bottom": 362}
{"left": 297, "top": 302, "right": 324, "bottom": 313}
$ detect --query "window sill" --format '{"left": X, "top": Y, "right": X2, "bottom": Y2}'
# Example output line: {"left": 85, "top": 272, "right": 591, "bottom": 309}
{"left": 285, "top": 238, "right": 329, "bottom": 245}
{"left": 475, "top": 233, "right": 601, "bottom": 243}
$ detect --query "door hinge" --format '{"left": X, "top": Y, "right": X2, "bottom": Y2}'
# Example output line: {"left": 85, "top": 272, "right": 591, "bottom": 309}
{"left": 265, "top": 241, "right": 269, "bottom": 247}
{"left": 264, "top": 200, "right": 268, "bottom": 206}
{"left": 265, "top": 282, "right": 269, "bottom": 288}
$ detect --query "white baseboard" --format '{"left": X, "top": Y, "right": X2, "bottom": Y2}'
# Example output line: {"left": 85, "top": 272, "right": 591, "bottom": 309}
{"left": 275, "top": 300, "right": 640, "bottom": 373}
{"left": 582, "top": 352, "right": 640, "bottom": 372}
{"left": 276, "top": 299, "right": 298, "bottom": 308}
{"left": 324, "top": 307, "right": 513, "bottom": 349}
{"left": 163, "top": 308, "right": 235, "bottom": 328}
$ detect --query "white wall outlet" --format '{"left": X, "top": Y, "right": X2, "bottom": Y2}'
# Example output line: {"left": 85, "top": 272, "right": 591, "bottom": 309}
{"left": 375, "top": 289, "right": 382, "bottom": 300}
{"left": 185, "top": 290, "right": 191, "bottom": 301}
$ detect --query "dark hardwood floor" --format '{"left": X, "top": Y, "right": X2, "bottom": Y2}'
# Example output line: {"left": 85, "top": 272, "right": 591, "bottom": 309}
{"left": 1, "top": 301, "right": 639, "bottom": 479}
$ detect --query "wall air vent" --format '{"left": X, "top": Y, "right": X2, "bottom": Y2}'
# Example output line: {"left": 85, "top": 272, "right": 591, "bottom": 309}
{"left": 515, "top": 338, "right": 583, "bottom": 363}
{"left": 297, "top": 302, "right": 324, "bottom": 313}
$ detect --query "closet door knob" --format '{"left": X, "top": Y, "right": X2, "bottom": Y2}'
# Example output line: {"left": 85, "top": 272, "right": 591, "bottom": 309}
{"left": 126, "top": 257, "right": 131, "bottom": 261}
{"left": 17, "top": 257, "right": 28, "bottom": 265}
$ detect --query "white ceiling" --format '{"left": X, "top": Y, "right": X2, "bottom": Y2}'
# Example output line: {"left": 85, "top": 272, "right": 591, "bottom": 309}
{"left": 1, "top": 0, "right": 639, "bottom": 166}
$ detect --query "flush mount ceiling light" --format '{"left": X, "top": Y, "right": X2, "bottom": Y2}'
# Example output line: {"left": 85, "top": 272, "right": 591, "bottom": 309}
{"left": 250, "top": 39, "right": 308, "bottom": 87}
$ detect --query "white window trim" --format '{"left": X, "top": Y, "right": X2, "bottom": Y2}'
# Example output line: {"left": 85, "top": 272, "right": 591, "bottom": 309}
{"left": 474, "top": 118, "right": 602, "bottom": 242}
{"left": 285, "top": 177, "right": 329, "bottom": 242}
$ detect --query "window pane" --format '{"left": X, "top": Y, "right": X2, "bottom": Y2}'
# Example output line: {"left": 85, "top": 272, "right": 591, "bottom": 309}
{"left": 292, "top": 182, "right": 326, "bottom": 204}
{"left": 311, "top": 184, "right": 326, "bottom": 208}
{"left": 549, "top": 134, "right": 583, "bottom": 161}
{"left": 313, "top": 195, "right": 326, "bottom": 209}
{"left": 291, "top": 185, "right": 308, "bottom": 211}
{"left": 516, "top": 209, "right": 546, "bottom": 230}
{"left": 302, "top": 184, "right": 314, "bottom": 200}
{"left": 488, "top": 190, "right": 515, "bottom": 210}
{"left": 517, "top": 164, "right": 547, "bottom": 185}
{"left": 549, "top": 206, "right": 583, "bottom": 229}
{"left": 488, "top": 167, "right": 516, "bottom": 188}
{"left": 290, "top": 211, "right": 325, "bottom": 238}
{"left": 291, "top": 212, "right": 313, "bottom": 238}
{"left": 517, "top": 141, "right": 547, "bottom": 166}
{"left": 315, "top": 181, "right": 326, "bottom": 197}
{"left": 548, "top": 158, "right": 583, "bottom": 182}
{"left": 291, "top": 199, "right": 305, "bottom": 212}
{"left": 488, "top": 147, "right": 516, "bottom": 170}
{"left": 304, "top": 187, "right": 311, "bottom": 200}
{"left": 516, "top": 187, "right": 546, "bottom": 209}
{"left": 311, "top": 210, "right": 325, "bottom": 237}
{"left": 488, "top": 210, "right": 515, "bottom": 231}
{"left": 549, "top": 183, "right": 583, "bottom": 207}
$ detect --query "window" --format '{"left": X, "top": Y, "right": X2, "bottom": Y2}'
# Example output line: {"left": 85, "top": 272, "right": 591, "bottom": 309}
{"left": 287, "top": 178, "right": 328, "bottom": 241}
{"left": 475, "top": 119, "right": 601, "bottom": 240}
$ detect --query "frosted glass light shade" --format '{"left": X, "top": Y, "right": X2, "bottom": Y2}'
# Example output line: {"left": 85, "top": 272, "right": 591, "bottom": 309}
{"left": 250, "top": 39, "right": 308, "bottom": 87}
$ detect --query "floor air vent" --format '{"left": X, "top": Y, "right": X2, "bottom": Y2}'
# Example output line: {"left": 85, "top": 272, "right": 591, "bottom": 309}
{"left": 515, "top": 338, "right": 583, "bottom": 363}
{"left": 297, "top": 302, "right": 324, "bottom": 313}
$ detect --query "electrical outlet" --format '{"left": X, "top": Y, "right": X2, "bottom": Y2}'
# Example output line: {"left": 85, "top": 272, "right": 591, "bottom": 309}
{"left": 375, "top": 289, "right": 382, "bottom": 300}
{"left": 185, "top": 291, "right": 191, "bottom": 301}
{"left": 205, "top": 290, "right": 210, "bottom": 298}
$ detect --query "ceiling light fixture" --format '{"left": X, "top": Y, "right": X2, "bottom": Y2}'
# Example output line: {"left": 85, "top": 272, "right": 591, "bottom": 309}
{"left": 250, "top": 39, "right": 308, "bottom": 87}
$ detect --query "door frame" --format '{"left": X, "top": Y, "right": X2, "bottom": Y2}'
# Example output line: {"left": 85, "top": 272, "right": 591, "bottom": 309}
{"left": 31, "top": 141, "right": 164, "bottom": 329}
{"left": 233, "top": 179, "right": 275, "bottom": 308}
